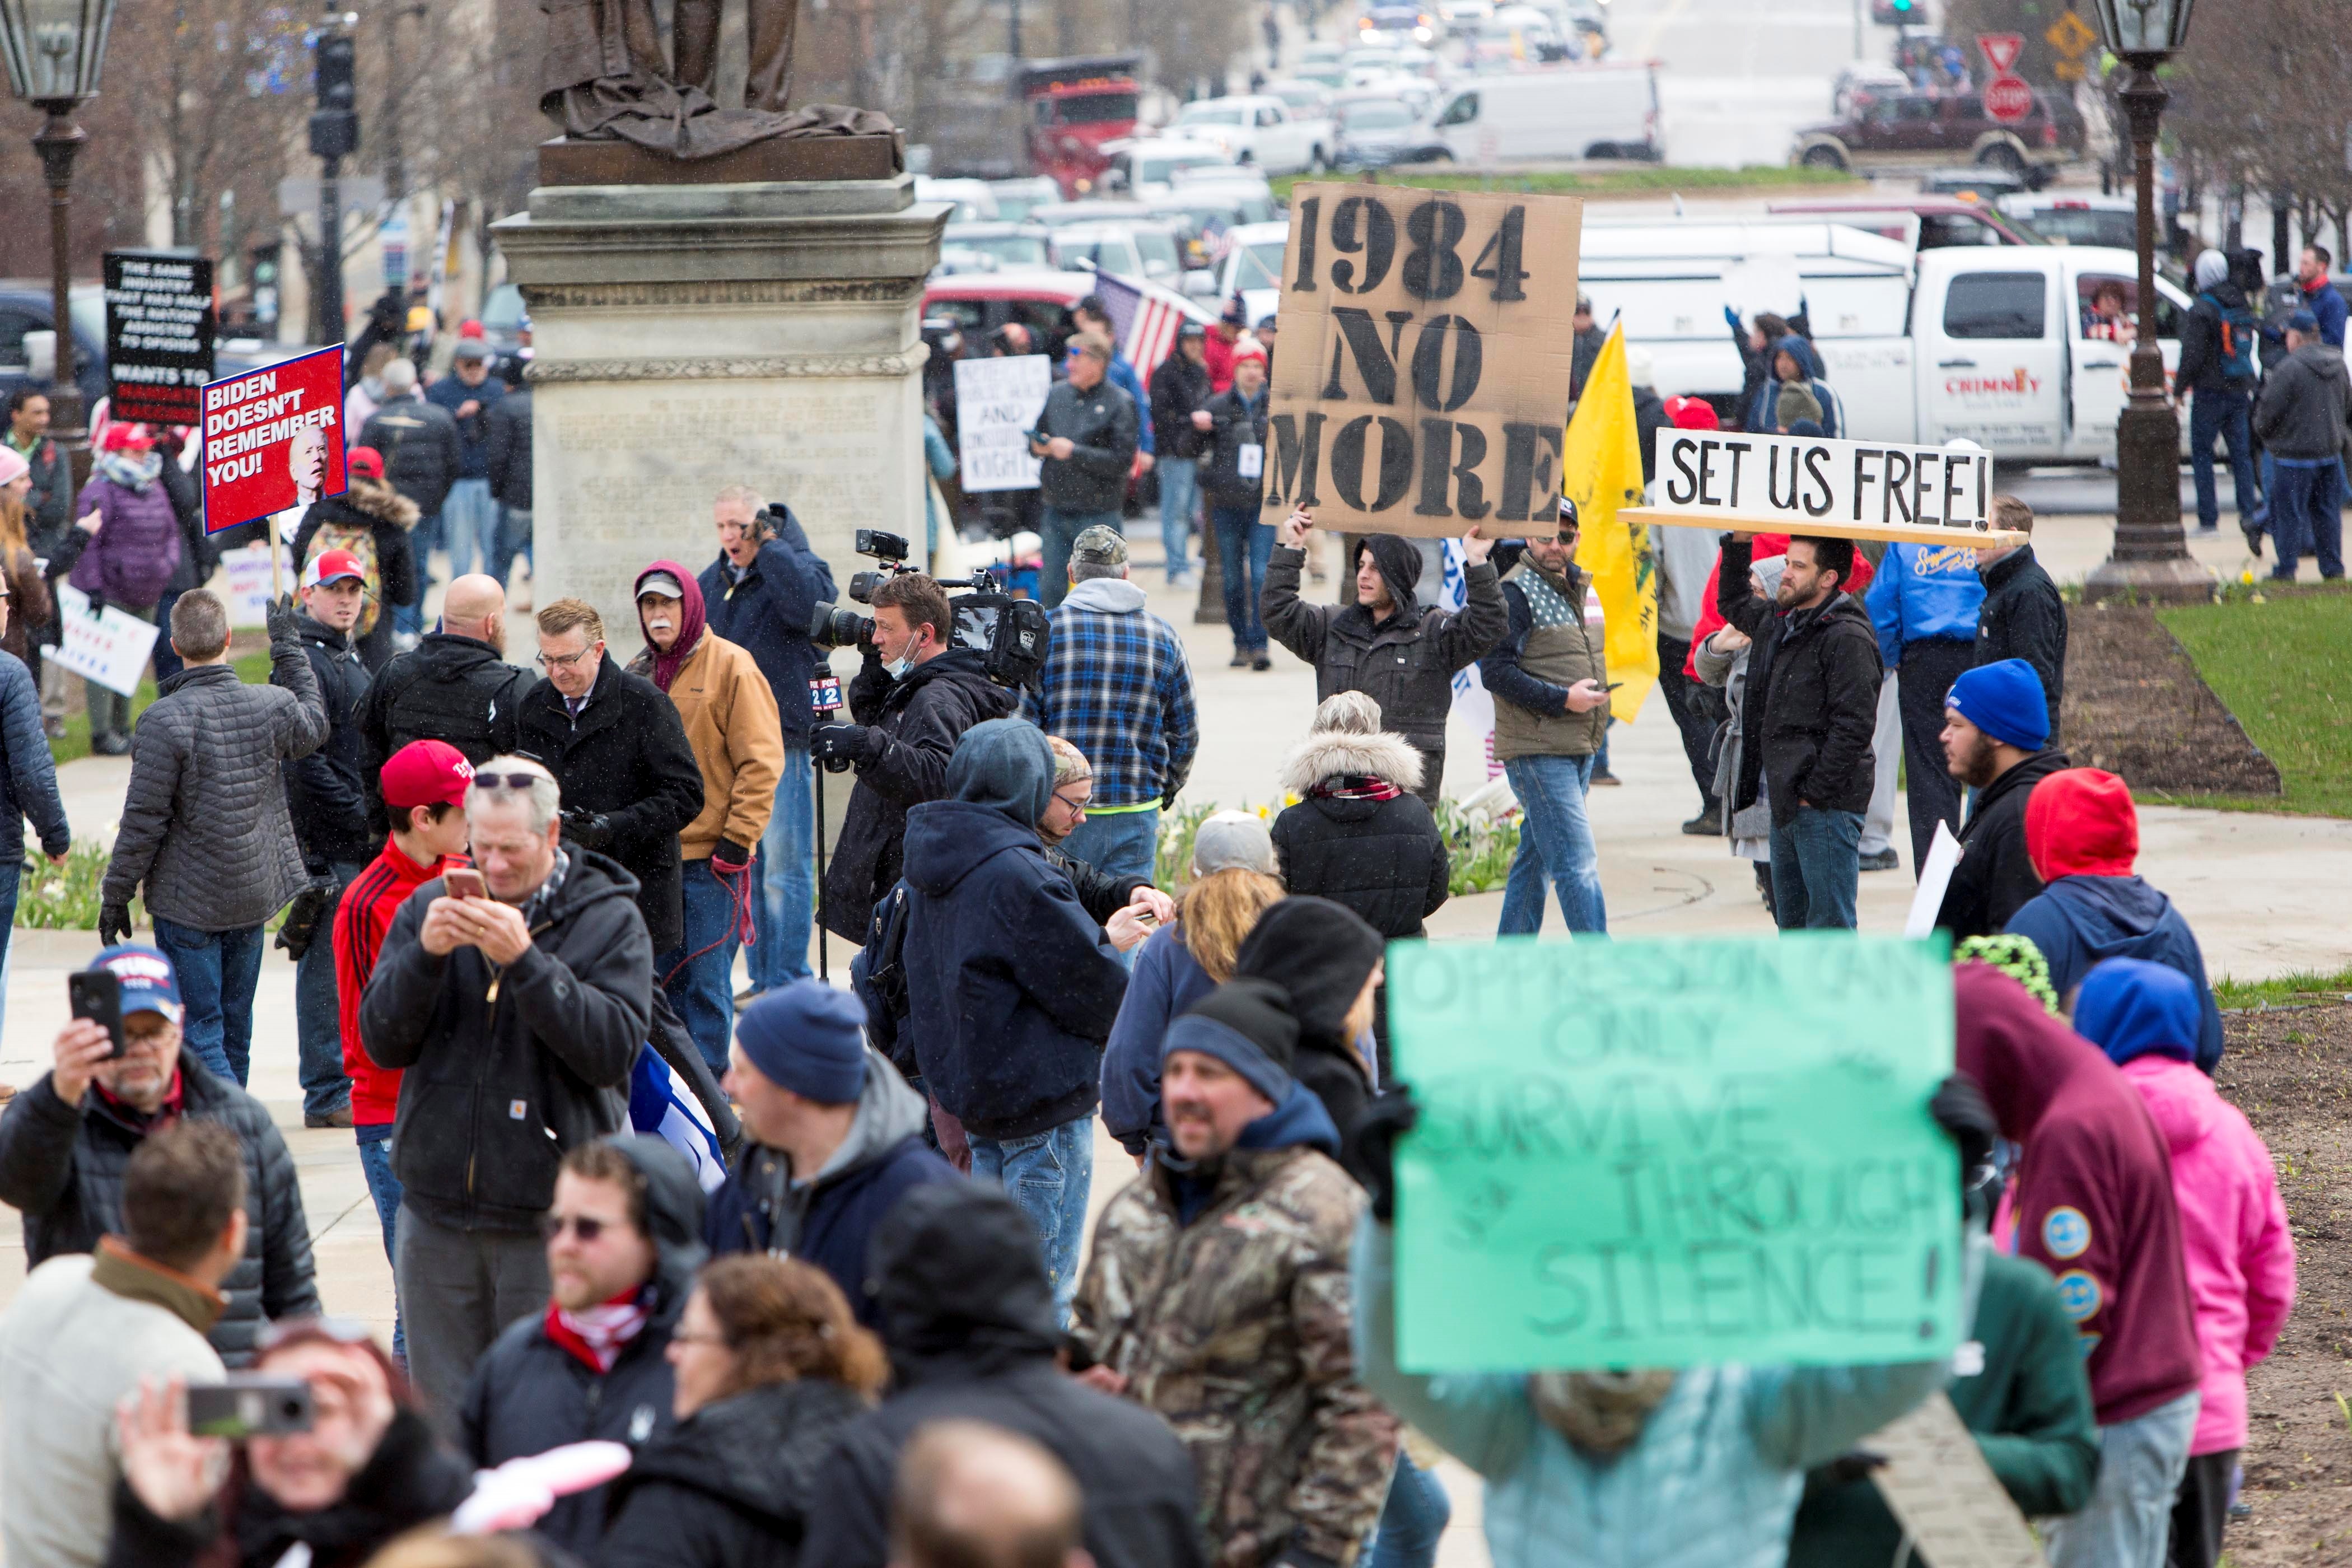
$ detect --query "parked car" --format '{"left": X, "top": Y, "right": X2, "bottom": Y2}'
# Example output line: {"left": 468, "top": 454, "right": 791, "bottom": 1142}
{"left": 922, "top": 270, "right": 1098, "bottom": 368}
{"left": 1332, "top": 94, "right": 1425, "bottom": 167}
{"left": 1998, "top": 192, "right": 2140, "bottom": 251}
{"left": 1100, "top": 138, "right": 1238, "bottom": 200}
{"left": 1436, "top": 0, "right": 1495, "bottom": 30}
{"left": 1357, "top": 4, "right": 1436, "bottom": 44}
{"left": 1765, "top": 197, "right": 2042, "bottom": 250}
{"left": 1166, "top": 94, "right": 1334, "bottom": 174}
{"left": 0, "top": 282, "right": 106, "bottom": 415}
{"left": 1263, "top": 78, "right": 1336, "bottom": 120}
{"left": 1920, "top": 166, "right": 2030, "bottom": 200}
{"left": 1408, "top": 62, "right": 1660, "bottom": 162}
{"left": 1215, "top": 220, "right": 1292, "bottom": 326}
{"left": 986, "top": 176, "right": 1065, "bottom": 221}
{"left": 1051, "top": 218, "right": 1187, "bottom": 282}
{"left": 1294, "top": 40, "right": 1351, "bottom": 87}
{"left": 937, "top": 221, "right": 1056, "bottom": 276}
{"left": 914, "top": 176, "right": 1002, "bottom": 220}
{"left": 1791, "top": 87, "right": 2078, "bottom": 189}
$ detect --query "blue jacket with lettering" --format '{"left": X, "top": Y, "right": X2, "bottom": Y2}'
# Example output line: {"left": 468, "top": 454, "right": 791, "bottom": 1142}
{"left": 1865, "top": 540, "right": 1986, "bottom": 669}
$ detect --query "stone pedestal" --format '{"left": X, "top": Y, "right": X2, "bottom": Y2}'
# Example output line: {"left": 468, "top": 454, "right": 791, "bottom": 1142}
{"left": 491, "top": 173, "right": 948, "bottom": 634}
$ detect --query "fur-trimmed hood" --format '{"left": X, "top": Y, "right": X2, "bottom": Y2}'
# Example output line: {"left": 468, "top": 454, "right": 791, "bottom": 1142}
{"left": 344, "top": 474, "right": 421, "bottom": 531}
{"left": 1280, "top": 729, "right": 1425, "bottom": 795}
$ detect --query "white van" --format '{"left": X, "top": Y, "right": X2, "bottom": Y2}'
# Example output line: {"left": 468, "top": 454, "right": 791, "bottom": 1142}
{"left": 1405, "top": 62, "right": 1660, "bottom": 164}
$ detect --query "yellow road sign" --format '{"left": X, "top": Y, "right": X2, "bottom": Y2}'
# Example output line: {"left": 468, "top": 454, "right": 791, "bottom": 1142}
{"left": 2053, "top": 58, "right": 2086, "bottom": 81}
{"left": 2046, "top": 10, "right": 2097, "bottom": 58}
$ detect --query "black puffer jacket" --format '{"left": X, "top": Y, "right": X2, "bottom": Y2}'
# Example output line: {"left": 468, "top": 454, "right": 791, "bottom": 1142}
{"left": 1934, "top": 747, "right": 2071, "bottom": 942}
{"left": 820, "top": 647, "right": 1018, "bottom": 941}
{"left": 464, "top": 1135, "right": 707, "bottom": 1557}
{"left": 291, "top": 481, "right": 421, "bottom": 673}
{"left": 357, "top": 631, "right": 534, "bottom": 830}
{"left": 103, "top": 632, "right": 330, "bottom": 931}
{"left": 106, "top": 1407, "right": 472, "bottom": 1568}
{"left": 0, "top": 1051, "right": 317, "bottom": 1366}
{"left": 1261, "top": 536, "right": 1507, "bottom": 798}
{"left": 800, "top": 1184, "right": 1207, "bottom": 1568}
{"left": 1270, "top": 730, "right": 1449, "bottom": 940}
{"left": 360, "top": 850, "right": 651, "bottom": 1233}
{"left": 279, "top": 614, "right": 374, "bottom": 867}
{"left": 1150, "top": 350, "right": 1214, "bottom": 460}
{"left": 357, "top": 394, "right": 461, "bottom": 519}
{"left": 1035, "top": 376, "right": 1140, "bottom": 514}
{"left": 1718, "top": 538, "right": 1883, "bottom": 826}
{"left": 1200, "top": 384, "right": 1268, "bottom": 506}
{"left": 596, "top": 1379, "right": 872, "bottom": 1568}
{"left": 518, "top": 655, "right": 705, "bottom": 953}
{"left": 484, "top": 383, "right": 533, "bottom": 510}
{"left": 1974, "top": 545, "right": 2068, "bottom": 734}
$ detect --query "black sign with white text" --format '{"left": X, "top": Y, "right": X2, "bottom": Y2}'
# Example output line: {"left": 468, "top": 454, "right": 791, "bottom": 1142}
{"left": 105, "top": 251, "right": 216, "bottom": 426}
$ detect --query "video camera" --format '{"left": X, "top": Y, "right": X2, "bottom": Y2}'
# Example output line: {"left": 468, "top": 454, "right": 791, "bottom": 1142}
{"left": 808, "top": 529, "right": 1049, "bottom": 690}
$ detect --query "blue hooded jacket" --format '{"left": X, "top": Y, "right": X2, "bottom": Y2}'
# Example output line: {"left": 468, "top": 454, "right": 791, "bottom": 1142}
{"left": 697, "top": 510, "right": 838, "bottom": 743}
{"left": 1865, "top": 540, "right": 1986, "bottom": 667}
{"left": 2004, "top": 877, "right": 2225, "bottom": 1073}
{"left": 900, "top": 720, "right": 1130, "bottom": 1138}
{"left": 1100, "top": 923, "right": 1217, "bottom": 1156}
{"left": 2073, "top": 957, "right": 2201, "bottom": 1066}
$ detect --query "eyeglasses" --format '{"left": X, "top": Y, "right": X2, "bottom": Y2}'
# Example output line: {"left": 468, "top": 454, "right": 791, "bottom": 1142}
{"left": 474, "top": 772, "right": 545, "bottom": 792}
{"left": 1051, "top": 790, "right": 1091, "bottom": 814}
{"left": 534, "top": 645, "right": 598, "bottom": 669}
{"left": 539, "top": 1212, "right": 617, "bottom": 1243}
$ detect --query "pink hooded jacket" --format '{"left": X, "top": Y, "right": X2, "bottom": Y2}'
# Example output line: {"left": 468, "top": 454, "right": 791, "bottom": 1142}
{"left": 2077, "top": 958, "right": 2297, "bottom": 1454}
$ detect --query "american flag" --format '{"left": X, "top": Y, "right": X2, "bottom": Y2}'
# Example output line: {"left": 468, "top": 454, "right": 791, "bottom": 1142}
{"left": 1089, "top": 271, "right": 1210, "bottom": 385}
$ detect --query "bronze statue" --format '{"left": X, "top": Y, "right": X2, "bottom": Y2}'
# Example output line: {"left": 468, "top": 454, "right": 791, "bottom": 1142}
{"left": 539, "top": 0, "right": 892, "bottom": 159}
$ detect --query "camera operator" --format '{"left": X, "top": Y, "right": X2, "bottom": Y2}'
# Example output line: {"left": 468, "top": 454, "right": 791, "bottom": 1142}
{"left": 813, "top": 572, "right": 1016, "bottom": 942}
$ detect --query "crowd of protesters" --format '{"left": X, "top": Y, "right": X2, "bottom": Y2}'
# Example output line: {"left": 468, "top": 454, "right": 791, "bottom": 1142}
{"left": 0, "top": 281, "right": 2299, "bottom": 1568}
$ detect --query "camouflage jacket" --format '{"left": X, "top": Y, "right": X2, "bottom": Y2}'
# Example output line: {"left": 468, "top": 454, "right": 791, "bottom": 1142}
{"left": 1073, "top": 1145, "right": 1399, "bottom": 1568}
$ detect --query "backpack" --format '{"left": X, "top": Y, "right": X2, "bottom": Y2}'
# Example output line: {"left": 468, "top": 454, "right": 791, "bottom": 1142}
{"left": 305, "top": 514, "right": 385, "bottom": 636}
{"left": 2202, "top": 291, "right": 2260, "bottom": 385}
{"left": 850, "top": 880, "right": 916, "bottom": 1077}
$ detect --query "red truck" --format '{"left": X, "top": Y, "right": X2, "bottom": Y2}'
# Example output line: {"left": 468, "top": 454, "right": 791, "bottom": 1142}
{"left": 1019, "top": 54, "right": 1145, "bottom": 198}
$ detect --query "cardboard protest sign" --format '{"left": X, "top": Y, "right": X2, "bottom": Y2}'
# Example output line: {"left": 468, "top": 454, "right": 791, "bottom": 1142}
{"left": 52, "top": 582, "right": 162, "bottom": 697}
{"left": 954, "top": 355, "right": 1052, "bottom": 493}
{"left": 1388, "top": 935, "right": 1959, "bottom": 1371}
{"left": 1627, "top": 429, "right": 2027, "bottom": 547}
{"left": 200, "top": 344, "right": 346, "bottom": 534}
{"left": 1866, "top": 1392, "right": 2050, "bottom": 1566}
{"left": 1262, "top": 183, "right": 1584, "bottom": 536}
{"left": 104, "top": 252, "right": 216, "bottom": 427}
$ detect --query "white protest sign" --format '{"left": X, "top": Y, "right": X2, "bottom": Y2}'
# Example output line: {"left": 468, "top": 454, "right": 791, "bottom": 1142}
{"left": 1630, "top": 430, "right": 2026, "bottom": 548}
{"left": 52, "top": 583, "right": 162, "bottom": 698}
{"left": 1866, "top": 1392, "right": 2050, "bottom": 1566}
{"left": 224, "top": 544, "right": 276, "bottom": 627}
{"left": 1906, "top": 820, "right": 1964, "bottom": 940}
{"left": 954, "top": 356, "right": 1052, "bottom": 493}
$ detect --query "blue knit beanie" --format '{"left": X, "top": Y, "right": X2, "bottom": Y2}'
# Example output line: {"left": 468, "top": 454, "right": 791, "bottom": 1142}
{"left": 735, "top": 980, "right": 868, "bottom": 1104}
{"left": 1945, "top": 659, "right": 2049, "bottom": 752}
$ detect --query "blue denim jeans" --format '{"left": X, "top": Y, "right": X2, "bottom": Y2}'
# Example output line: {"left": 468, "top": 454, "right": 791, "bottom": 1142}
{"left": 1767, "top": 807, "right": 1864, "bottom": 930}
{"left": 396, "top": 505, "right": 447, "bottom": 636}
{"left": 969, "top": 1117, "right": 1094, "bottom": 1320}
{"left": 356, "top": 1131, "right": 406, "bottom": 1363}
{"left": 2043, "top": 1389, "right": 2199, "bottom": 1568}
{"left": 2188, "top": 388, "right": 2260, "bottom": 530}
{"left": 0, "top": 855, "right": 20, "bottom": 1046}
{"left": 1062, "top": 806, "right": 1160, "bottom": 885}
{"left": 752, "top": 746, "right": 815, "bottom": 993}
{"left": 1212, "top": 504, "right": 1275, "bottom": 652}
{"left": 1040, "top": 507, "right": 1122, "bottom": 610}
{"left": 152, "top": 917, "right": 265, "bottom": 1085}
{"left": 1158, "top": 456, "right": 1198, "bottom": 581}
{"left": 659, "top": 859, "right": 741, "bottom": 1076}
{"left": 293, "top": 861, "right": 365, "bottom": 1118}
{"left": 438, "top": 477, "right": 501, "bottom": 583}
{"left": 2268, "top": 458, "right": 2345, "bottom": 579}
{"left": 1499, "top": 754, "right": 1606, "bottom": 935}
{"left": 1366, "top": 1452, "right": 1452, "bottom": 1568}
{"left": 150, "top": 589, "right": 187, "bottom": 684}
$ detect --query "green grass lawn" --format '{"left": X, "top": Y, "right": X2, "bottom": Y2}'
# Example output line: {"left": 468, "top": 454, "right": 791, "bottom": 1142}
{"left": 2213, "top": 965, "right": 2352, "bottom": 1010}
{"left": 1268, "top": 164, "right": 1859, "bottom": 202}
{"left": 2153, "top": 584, "right": 2352, "bottom": 819}
{"left": 48, "top": 647, "right": 274, "bottom": 766}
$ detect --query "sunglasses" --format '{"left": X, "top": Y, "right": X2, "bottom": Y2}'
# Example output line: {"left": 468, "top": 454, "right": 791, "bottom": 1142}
{"left": 539, "top": 1212, "right": 617, "bottom": 1243}
{"left": 474, "top": 772, "right": 545, "bottom": 792}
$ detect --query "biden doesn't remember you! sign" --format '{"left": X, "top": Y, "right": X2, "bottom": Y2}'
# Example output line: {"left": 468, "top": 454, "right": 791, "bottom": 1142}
{"left": 1262, "top": 184, "right": 1584, "bottom": 537}
{"left": 200, "top": 343, "right": 347, "bottom": 534}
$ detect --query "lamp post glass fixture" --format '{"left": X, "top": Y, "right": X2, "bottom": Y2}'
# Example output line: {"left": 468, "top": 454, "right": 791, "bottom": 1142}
{"left": 2084, "top": 0, "right": 2206, "bottom": 602}
{"left": 0, "top": 0, "right": 119, "bottom": 469}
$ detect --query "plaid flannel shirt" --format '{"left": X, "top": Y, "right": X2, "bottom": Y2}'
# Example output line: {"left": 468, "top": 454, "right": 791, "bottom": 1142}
{"left": 1026, "top": 589, "right": 1199, "bottom": 809}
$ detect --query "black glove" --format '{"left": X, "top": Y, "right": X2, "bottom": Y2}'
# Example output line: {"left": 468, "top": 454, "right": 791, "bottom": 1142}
{"left": 1161, "top": 789, "right": 1180, "bottom": 812}
{"left": 274, "top": 876, "right": 338, "bottom": 960}
{"left": 811, "top": 723, "right": 876, "bottom": 767}
{"left": 99, "top": 902, "right": 132, "bottom": 946}
{"left": 85, "top": 589, "right": 108, "bottom": 619}
{"left": 562, "top": 809, "right": 615, "bottom": 851}
{"left": 711, "top": 838, "right": 753, "bottom": 874}
{"left": 265, "top": 593, "right": 301, "bottom": 642}
{"left": 1818, "top": 1449, "right": 1888, "bottom": 1487}
{"left": 1346, "top": 1085, "right": 1420, "bottom": 1224}
{"left": 1931, "top": 1071, "right": 1999, "bottom": 1179}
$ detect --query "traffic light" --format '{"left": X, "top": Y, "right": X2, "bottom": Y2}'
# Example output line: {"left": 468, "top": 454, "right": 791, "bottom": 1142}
{"left": 1891, "top": 0, "right": 1914, "bottom": 11}
{"left": 310, "top": 30, "right": 358, "bottom": 160}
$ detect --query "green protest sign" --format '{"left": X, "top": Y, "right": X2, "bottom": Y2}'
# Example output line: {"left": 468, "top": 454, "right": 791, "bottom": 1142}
{"left": 1389, "top": 935, "right": 1958, "bottom": 1373}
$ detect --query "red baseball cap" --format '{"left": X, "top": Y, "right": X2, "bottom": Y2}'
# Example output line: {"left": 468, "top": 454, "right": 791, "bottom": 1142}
{"left": 381, "top": 739, "right": 475, "bottom": 812}
{"left": 458, "top": 319, "right": 486, "bottom": 339}
{"left": 348, "top": 446, "right": 384, "bottom": 480}
{"left": 302, "top": 549, "right": 367, "bottom": 590}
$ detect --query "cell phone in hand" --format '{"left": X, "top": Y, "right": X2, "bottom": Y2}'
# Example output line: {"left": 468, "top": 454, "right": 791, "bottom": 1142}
{"left": 444, "top": 868, "right": 488, "bottom": 901}
{"left": 186, "top": 1377, "right": 315, "bottom": 1438}
{"left": 68, "top": 969, "right": 125, "bottom": 1058}
{"left": 1132, "top": 907, "right": 1161, "bottom": 930}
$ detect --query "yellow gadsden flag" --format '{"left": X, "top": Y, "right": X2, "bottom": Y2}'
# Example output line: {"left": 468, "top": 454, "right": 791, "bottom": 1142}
{"left": 1562, "top": 322, "right": 1658, "bottom": 721}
